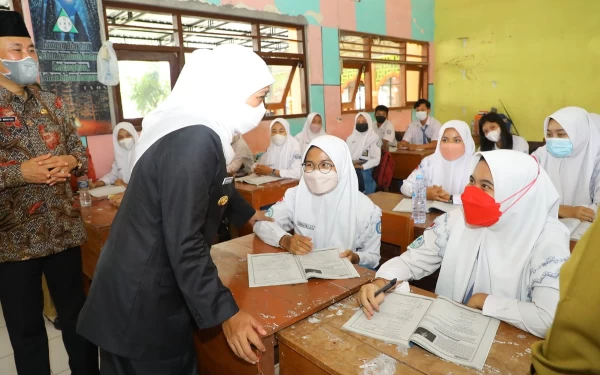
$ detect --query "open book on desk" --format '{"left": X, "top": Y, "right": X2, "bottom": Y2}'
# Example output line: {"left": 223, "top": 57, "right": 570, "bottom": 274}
{"left": 89, "top": 185, "right": 126, "bottom": 198}
{"left": 236, "top": 173, "right": 283, "bottom": 185}
{"left": 393, "top": 198, "right": 460, "bottom": 214}
{"left": 560, "top": 218, "right": 592, "bottom": 241}
{"left": 342, "top": 292, "right": 499, "bottom": 370}
{"left": 247, "top": 248, "right": 360, "bottom": 288}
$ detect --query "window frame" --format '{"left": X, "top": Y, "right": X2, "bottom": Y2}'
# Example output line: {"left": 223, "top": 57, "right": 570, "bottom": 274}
{"left": 339, "top": 30, "right": 429, "bottom": 113}
{"left": 102, "top": 1, "right": 310, "bottom": 128}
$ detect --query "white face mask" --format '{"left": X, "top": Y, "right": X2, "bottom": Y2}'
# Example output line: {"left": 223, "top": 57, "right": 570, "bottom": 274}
{"left": 485, "top": 129, "right": 501, "bottom": 143}
{"left": 223, "top": 102, "right": 266, "bottom": 135}
{"left": 271, "top": 134, "right": 286, "bottom": 146}
{"left": 303, "top": 170, "right": 338, "bottom": 196}
{"left": 118, "top": 138, "right": 134, "bottom": 150}
{"left": 415, "top": 111, "right": 428, "bottom": 121}
{"left": 310, "top": 124, "right": 322, "bottom": 134}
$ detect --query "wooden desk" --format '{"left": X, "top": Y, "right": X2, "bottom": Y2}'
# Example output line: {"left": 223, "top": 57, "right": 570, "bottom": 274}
{"left": 235, "top": 179, "right": 299, "bottom": 210}
{"left": 276, "top": 287, "right": 539, "bottom": 375}
{"left": 79, "top": 199, "right": 117, "bottom": 282}
{"left": 390, "top": 149, "right": 434, "bottom": 180}
{"left": 195, "top": 235, "right": 375, "bottom": 375}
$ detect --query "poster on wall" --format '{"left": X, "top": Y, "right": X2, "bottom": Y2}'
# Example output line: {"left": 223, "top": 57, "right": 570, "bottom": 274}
{"left": 28, "top": 0, "right": 112, "bottom": 136}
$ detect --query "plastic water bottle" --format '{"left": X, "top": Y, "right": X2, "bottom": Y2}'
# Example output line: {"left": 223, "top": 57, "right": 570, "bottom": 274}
{"left": 412, "top": 173, "right": 427, "bottom": 224}
{"left": 78, "top": 175, "right": 92, "bottom": 207}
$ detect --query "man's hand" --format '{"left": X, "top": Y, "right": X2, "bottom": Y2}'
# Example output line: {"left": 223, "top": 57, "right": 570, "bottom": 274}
{"left": 37, "top": 154, "right": 77, "bottom": 171}
{"left": 222, "top": 311, "right": 267, "bottom": 364}
{"left": 358, "top": 279, "right": 389, "bottom": 319}
{"left": 248, "top": 210, "right": 275, "bottom": 226}
{"left": 339, "top": 250, "right": 360, "bottom": 264}
{"left": 280, "top": 234, "right": 313, "bottom": 255}
{"left": 254, "top": 164, "right": 273, "bottom": 176}
{"left": 20, "top": 154, "right": 70, "bottom": 185}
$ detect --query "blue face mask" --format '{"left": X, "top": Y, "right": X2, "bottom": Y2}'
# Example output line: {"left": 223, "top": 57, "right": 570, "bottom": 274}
{"left": 546, "top": 138, "right": 573, "bottom": 158}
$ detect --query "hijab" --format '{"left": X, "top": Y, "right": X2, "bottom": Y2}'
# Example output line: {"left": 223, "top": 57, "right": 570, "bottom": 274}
{"left": 133, "top": 45, "right": 274, "bottom": 166}
{"left": 112, "top": 122, "right": 139, "bottom": 183}
{"left": 436, "top": 150, "right": 570, "bottom": 304}
{"left": 293, "top": 135, "right": 377, "bottom": 250}
{"left": 536, "top": 107, "right": 600, "bottom": 206}
{"left": 295, "top": 112, "right": 325, "bottom": 152}
{"left": 346, "top": 112, "right": 380, "bottom": 160}
{"left": 426, "top": 120, "right": 476, "bottom": 195}
{"left": 261, "top": 118, "right": 301, "bottom": 170}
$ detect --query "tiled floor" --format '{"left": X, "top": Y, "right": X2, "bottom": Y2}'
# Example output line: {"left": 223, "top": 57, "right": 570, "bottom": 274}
{"left": 0, "top": 304, "right": 72, "bottom": 375}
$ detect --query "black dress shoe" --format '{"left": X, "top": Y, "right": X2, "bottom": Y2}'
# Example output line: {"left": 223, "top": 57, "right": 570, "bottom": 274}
{"left": 52, "top": 317, "right": 61, "bottom": 331}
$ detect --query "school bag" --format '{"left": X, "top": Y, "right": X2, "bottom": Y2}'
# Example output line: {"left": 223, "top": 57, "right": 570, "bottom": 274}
{"left": 374, "top": 151, "right": 395, "bottom": 191}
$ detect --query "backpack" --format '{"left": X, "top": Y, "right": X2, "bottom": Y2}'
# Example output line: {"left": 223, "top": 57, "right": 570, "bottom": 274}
{"left": 374, "top": 151, "right": 396, "bottom": 191}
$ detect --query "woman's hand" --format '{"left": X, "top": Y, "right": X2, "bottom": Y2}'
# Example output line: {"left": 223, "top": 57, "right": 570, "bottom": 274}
{"left": 560, "top": 205, "right": 595, "bottom": 222}
{"left": 339, "top": 250, "right": 360, "bottom": 264}
{"left": 466, "top": 293, "right": 489, "bottom": 310}
{"left": 280, "top": 234, "right": 313, "bottom": 255}
{"left": 254, "top": 165, "right": 272, "bottom": 176}
{"left": 358, "top": 278, "right": 390, "bottom": 319}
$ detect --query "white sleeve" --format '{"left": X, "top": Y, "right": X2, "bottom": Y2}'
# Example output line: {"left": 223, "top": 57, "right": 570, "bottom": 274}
{"left": 99, "top": 160, "right": 120, "bottom": 185}
{"left": 400, "top": 168, "right": 418, "bottom": 196}
{"left": 513, "top": 136, "right": 530, "bottom": 154}
{"left": 590, "top": 156, "right": 600, "bottom": 213}
{"left": 452, "top": 194, "right": 462, "bottom": 205}
{"left": 430, "top": 120, "right": 442, "bottom": 141}
{"left": 354, "top": 205, "right": 382, "bottom": 269}
{"left": 253, "top": 189, "right": 296, "bottom": 247}
{"left": 402, "top": 125, "right": 415, "bottom": 142}
{"left": 362, "top": 141, "right": 382, "bottom": 170}
{"left": 383, "top": 123, "right": 396, "bottom": 145}
{"left": 279, "top": 150, "right": 302, "bottom": 179}
{"left": 376, "top": 213, "right": 451, "bottom": 281}
{"left": 482, "top": 287, "right": 559, "bottom": 339}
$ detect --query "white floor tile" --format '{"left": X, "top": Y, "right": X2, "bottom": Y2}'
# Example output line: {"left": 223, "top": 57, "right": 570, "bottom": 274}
{"left": 0, "top": 305, "right": 6, "bottom": 329}
{"left": 49, "top": 336, "right": 69, "bottom": 375}
{"left": 0, "top": 354, "right": 17, "bottom": 375}
{"left": 45, "top": 318, "right": 62, "bottom": 340}
{"left": 0, "top": 326, "right": 14, "bottom": 359}
{"left": 56, "top": 370, "right": 71, "bottom": 375}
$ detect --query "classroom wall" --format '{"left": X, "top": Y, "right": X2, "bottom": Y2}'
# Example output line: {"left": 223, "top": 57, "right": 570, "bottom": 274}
{"left": 434, "top": 0, "right": 600, "bottom": 141}
{"left": 86, "top": 0, "right": 435, "bottom": 177}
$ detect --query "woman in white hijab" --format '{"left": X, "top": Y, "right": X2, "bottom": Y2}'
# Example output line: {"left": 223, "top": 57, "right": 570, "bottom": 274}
{"left": 227, "top": 133, "right": 254, "bottom": 176}
{"left": 295, "top": 112, "right": 325, "bottom": 153}
{"left": 91, "top": 122, "right": 138, "bottom": 188}
{"left": 401, "top": 120, "right": 476, "bottom": 204}
{"left": 254, "top": 135, "right": 382, "bottom": 269}
{"left": 253, "top": 118, "right": 302, "bottom": 179}
{"left": 78, "top": 45, "right": 275, "bottom": 373}
{"left": 360, "top": 150, "right": 571, "bottom": 338}
{"left": 532, "top": 107, "right": 600, "bottom": 222}
{"left": 346, "top": 112, "right": 382, "bottom": 194}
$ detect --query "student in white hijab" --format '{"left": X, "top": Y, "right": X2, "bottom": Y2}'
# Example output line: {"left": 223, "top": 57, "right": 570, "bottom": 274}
{"left": 532, "top": 107, "right": 600, "bottom": 222}
{"left": 254, "top": 135, "right": 382, "bottom": 269}
{"left": 401, "top": 120, "right": 475, "bottom": 204}
{"left": 360, "top": 150, "right": 571, "bottom": 338}
{"left": 227, "top": 133, "right": 254, "bottom": 176}
{"left": 346, "top": 112, "right": 382, "bottom": 194}
{"left": 295, "top": 112, "right": 325, "bottom": 153}
{"left": 91, "top": 122, "right": 138, "bottom": 189}
{"left": 253, "top": 118, "right": 302, "bottom": 179}
{"left": 77, "top": 45, "right": 275, "bottom": 373}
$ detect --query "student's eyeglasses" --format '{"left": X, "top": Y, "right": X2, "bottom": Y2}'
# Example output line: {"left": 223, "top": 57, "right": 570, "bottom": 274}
{"left": 302, "top": 161, "right": 335, "bottom": 174}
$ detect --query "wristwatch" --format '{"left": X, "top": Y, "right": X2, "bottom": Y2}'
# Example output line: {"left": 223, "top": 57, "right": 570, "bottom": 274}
{"left": 448, "top": 195, "right": 454, "bottom": 204}
{"left": 271, "top": 169, "right": 277, "bottom": 177}
{"left": 72, "top": 155, "right": 83, "bottom": 173}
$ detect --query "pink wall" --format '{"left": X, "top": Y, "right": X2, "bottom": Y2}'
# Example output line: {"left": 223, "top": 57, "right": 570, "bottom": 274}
{"left": 87, "top": 134, "right": 114, "bottom": 179}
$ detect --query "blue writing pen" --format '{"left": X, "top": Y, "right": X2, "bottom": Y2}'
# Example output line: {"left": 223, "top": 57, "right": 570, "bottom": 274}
{"left": 374, "top": 278, "right": 397, "bottom": 297}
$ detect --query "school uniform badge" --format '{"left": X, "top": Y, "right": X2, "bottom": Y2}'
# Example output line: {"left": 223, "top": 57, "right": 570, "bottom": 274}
{"left": 409, "top": 235, "right": 425, "bottom": 248}
{"left": 218, "top": 196, "right": 228, "bottom": 206}
{"left": 376, "top": 221, "right": 382, "bottom": 234}
{"left": 266, "top": 207, "right": 274, "bottom": 217}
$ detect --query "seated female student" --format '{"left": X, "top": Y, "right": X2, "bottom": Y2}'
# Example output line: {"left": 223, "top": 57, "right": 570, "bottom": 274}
{"left": 359, "top": 150, "right": 571, "bottom": 338}
{"left": 347, "top": 112, "right": 381, "bottom": 194}
{"left": 253, "top": 118, "right": 302, "bottom": 179}
{"left": 253, "top": 135, "right": 382, "bottom": 270}
{"left": 295, "top": 112, "right": 325, "bottom": 154}
{"left": 90, "top": 122, "right": 138, "bottom": 188}
{"left": 479, "top": 112, "right": 529, "bottom": 153}
{"left": 227, "top": 133, "right": 254, "bottom": 176}
{"left": 401, "top": 120, "right": 475, "bottom": 204}
{"left": 532, "top": 106, "right": 600, "bottom": 222}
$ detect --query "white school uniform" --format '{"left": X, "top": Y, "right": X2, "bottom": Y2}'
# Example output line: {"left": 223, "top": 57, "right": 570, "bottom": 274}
{"left": 295, "top": 112, "right": 326, "bottom": 154}
{"left": 401, "top": 120, "right": 476, "bottom": 204}
{"left": 346, "top": 112, "right": 382, "bottom": 170}
{"left": 378, "top": 150, "right": 570, "bottom": 338}
{"left": 532, "top": 107, "right": 600, "bottom": 213}
{"left": 402, "top": 116, "right": 442, "bottom": 145}
{"left": 255, "top": 118, "right": 302, "bottom": 180}
{"left": 254, "top": 135, "right": 382, "bottom": 269}
{"left": 99, "top": 122, "right": 139, "bottom": 185}
{"left": 375, "top": 119, "right": 397, "bottom": 147}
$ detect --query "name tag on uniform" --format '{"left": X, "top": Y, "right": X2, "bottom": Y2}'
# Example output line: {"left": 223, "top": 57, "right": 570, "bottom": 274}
{"left": 0, "top": 116, "right": 16, "bottom": 123}
{"left": 222, "top": 177, "right": 234, "bottom": 185}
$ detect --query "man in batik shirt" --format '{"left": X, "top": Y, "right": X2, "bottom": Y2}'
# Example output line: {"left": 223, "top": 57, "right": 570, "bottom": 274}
{"left": 0, "top": 11, "right": 98, "bottom": 375}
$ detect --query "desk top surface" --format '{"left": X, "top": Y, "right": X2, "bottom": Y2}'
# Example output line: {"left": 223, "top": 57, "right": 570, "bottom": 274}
{"left": 80, "top": 198, "right": 118, "bottom": 231}
{"left": 368, "top": 192, "right": 439, "bottom": 231}
{"left": 277, "top": 287, "right": 539, "bottom": 375}
{"left": 390, "top": 149, "right": 435, "bottom": 157}
{"left": 234, "top": 179, "right": 299, "bottom": 193}
{"left": 211, "top": 235, "right": 375, "bottom": 336}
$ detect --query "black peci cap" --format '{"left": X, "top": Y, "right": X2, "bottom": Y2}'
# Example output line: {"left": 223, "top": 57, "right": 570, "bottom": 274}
{"left": 0, "top": 11, "right": 31, "bottom": 38}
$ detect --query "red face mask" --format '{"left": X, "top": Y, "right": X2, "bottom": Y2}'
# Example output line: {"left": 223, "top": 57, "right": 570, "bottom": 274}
{"left": 461, "top": 164, "right": 540, "bottom": 227}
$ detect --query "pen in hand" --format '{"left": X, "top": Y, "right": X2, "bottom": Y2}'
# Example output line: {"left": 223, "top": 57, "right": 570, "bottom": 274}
{"left": 374, "top": 278, "right": 398, "bottom": 297}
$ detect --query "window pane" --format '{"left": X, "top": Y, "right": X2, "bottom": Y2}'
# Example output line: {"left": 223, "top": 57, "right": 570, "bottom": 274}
{"left": 407, "top": 43, "right": 426, "bottom": 62}
{"left": 340, "top": 34, "right": 368, "bottom": 59}
{"left": 341, "top": 68, "right": 359, "bottom": 103}
{"left": 181, "top": 16, "right": 255, "bottom": 50}
{"left": 373, "top": 63, "right": 401, "bottom": 107}
{"left": 406, "top": 70, "right": 421, "bottom": 103}
{"left": 260, "top": 25, "right": 303, "bottom": 53}
{"left": 355, "top": 83, "right": 366, "bottom": 110}
{"left": 106, "top": 8, "right": 177, "bottom": 46}
{"left": 118, "top": 61, "right": 172, "bottom": 118}
{"left": 265, "top": 65, "right": 293, "bottom": 104}
{"left": 371, "top": 38, "right": 401, "bottom": 60}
